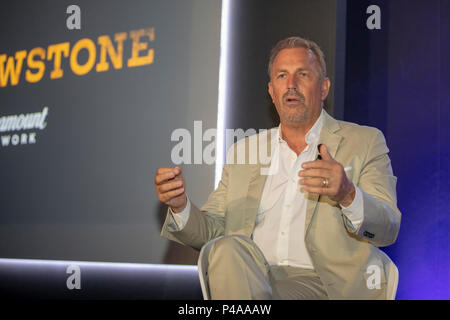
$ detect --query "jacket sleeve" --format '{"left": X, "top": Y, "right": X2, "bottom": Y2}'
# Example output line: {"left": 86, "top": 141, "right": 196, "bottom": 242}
{"left": 343, "top": 129, "right": 401, "bottom": 246}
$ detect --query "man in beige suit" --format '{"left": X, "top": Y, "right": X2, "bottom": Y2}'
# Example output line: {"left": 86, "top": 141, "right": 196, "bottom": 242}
{"left": 155, "top": 37, "right": 401, "bottom": 300}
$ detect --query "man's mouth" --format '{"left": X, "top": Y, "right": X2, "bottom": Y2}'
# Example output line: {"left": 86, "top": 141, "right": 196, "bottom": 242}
{"left": 282, "top": 90, "right": 305, "bottom": 105}
{"left": 284, "top": 96, "right": 303, "bottom": 104}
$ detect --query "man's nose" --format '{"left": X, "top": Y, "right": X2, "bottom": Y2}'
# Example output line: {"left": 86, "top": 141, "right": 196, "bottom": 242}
{"left": 287, "top": 75, "right": 297, "bottom": 90}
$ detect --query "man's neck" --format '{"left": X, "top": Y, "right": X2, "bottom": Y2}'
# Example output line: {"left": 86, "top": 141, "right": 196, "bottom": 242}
{"left": 280, "top": 113, "right": 321, "bottom": 155}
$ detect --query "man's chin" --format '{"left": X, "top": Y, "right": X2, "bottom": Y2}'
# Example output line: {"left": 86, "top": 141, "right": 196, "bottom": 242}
{"left": 280, "top": 110, "right": 308, "bottom": 123}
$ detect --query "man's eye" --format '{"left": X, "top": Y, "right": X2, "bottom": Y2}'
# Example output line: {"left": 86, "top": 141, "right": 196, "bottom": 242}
{"left": 278, "top": 74, "right": 286, "bottom": 79}
{"left": 299, "top": 72, "right": 308, "bottom": 77}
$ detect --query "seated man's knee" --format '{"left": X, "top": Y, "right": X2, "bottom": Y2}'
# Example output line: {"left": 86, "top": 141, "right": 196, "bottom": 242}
{"left": 209, "top": 235, "right": 252, "bottom": 261}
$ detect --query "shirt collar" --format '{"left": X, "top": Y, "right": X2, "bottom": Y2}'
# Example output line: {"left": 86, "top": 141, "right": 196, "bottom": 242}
{"left": 276, "top": 109, "right": 324, "bottom": 146}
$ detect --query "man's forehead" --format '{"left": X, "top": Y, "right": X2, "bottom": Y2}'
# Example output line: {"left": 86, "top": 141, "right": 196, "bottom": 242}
{"left": 274, "top": 47, "right": 317, "bottom": 66}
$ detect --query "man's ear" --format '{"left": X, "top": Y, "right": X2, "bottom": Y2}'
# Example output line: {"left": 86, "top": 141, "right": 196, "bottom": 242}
{"left": 268, "top": 81, "right": 274, "bottom": 101}
{"left": 321, "top": 77, "right": 331, "bottom": 100}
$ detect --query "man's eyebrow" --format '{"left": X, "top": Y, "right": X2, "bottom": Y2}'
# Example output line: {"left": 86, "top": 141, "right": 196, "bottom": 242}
{"left": 274, "top": 67, "right": 311, "bottom": 73}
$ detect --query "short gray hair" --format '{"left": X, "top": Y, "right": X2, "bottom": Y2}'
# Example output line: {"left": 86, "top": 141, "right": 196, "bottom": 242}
{"left": 268, "top": 36, "right": 327, "bottom": 80}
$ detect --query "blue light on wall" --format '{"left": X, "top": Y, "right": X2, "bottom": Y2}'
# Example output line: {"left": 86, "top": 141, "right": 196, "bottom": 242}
{"left": 345, "top": 0, "right": 449, "bottom": 299}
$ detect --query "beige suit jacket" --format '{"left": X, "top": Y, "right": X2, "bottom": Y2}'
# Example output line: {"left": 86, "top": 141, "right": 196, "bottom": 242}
{"left": 161, "top": 110, "right": 401, "bottom": 299}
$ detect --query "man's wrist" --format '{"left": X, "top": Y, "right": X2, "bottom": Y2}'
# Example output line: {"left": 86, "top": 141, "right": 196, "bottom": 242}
{"left": 339, "top": 183, "right": 356, "bottom": 207}
{"left": 171, "top": 204, "right": 186, "bottom": 213}
{"left": 170, "top": 196, "right": 188, "bottom": 213}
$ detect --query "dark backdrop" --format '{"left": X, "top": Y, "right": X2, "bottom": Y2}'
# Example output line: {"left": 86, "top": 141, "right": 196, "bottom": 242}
{"left": 344, "top": 0, "right": 449, "bottom": 299}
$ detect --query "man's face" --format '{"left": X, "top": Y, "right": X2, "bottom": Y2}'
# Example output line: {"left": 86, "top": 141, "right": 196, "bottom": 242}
{"left": 268, "top": 47, "right": 330, "bottom": 126}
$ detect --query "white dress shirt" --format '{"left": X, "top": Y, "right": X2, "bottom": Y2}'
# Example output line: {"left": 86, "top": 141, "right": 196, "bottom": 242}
{"left": 168, "top": 110, "right": 364, "bottom": 269}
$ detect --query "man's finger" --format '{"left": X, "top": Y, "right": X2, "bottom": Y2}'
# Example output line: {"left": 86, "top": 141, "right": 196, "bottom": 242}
{"left": 302, "top": 185, "right": 331, "bottom": 196}
{"left": 157, "top": 167, "right": 175, "bottom": 175}
{"left": 301, "top": 159, "right": 333, "bottom": 170}
{"left": 158, "top": 180, "right": 184, "bottom": 193}
{"left": 173, "top": 166, "right": 182, "bottom": 176}
{"left": 299, "top": 177, "right": 329, "bottom": 188}
{"left": 319, "top": 144, "right": 333, "bottom": 161}
{"left": 161, "top": 187, "right": 185, "bottom": 202}
{"left": 299, "top": 168, "right": 330, "bottom": 178}
{"left": 155, "top": 171, "right": 176, "bottom": 185}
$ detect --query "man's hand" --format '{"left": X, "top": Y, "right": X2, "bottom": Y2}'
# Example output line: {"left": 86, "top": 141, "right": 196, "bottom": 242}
{"left": 155, "top": 166, "right": 187, "bottom": 213}
{"left": 298, "top": 144, "right": 355, "bottom": 207}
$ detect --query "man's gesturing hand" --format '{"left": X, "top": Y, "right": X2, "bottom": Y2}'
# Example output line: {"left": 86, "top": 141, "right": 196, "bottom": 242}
{"left": 298, "top": 144, "right": 356, "bottom": 207}
{"left": 155, "top": 166, "right": 187, "bottom": 213}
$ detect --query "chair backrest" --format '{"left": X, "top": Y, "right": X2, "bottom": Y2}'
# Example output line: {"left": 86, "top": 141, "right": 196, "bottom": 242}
{"left": 197, "top": 236, "right": 224, "bottom": 300}
{"left": 379, "top": 250, "right": 399, "bottom": 300}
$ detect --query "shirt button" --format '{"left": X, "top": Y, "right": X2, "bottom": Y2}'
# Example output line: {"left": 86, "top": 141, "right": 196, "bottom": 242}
{"left": 285, "top": 204, "right": 290, "bottom": 208}
{"left": 281, "top": 232, "right": 285, "bottom": 236}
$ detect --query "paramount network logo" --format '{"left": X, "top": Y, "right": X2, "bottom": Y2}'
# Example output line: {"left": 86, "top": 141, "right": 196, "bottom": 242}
{"left": 0, "top": 106, "right": 49, "bottom": 147}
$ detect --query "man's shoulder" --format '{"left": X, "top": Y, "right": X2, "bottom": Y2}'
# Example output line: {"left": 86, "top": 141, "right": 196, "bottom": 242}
{"left": 331, "top": 118, "right": 389, "bottom": 156}
{"left": 334, "top": 118, "right": 384, "bottom": 140}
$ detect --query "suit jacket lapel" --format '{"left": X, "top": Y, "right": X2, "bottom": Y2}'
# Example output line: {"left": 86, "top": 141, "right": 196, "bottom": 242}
{"left": 304, "top": 111, "right": 343, "bottom": 237}
{"left": 242, "top": 128, "right": 275, "bottom": 235}
{"left": 244, "top": 165, "right": 267, "bottom": 233}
